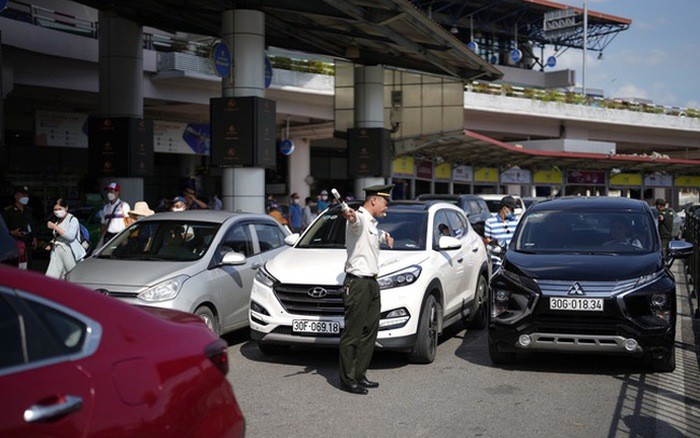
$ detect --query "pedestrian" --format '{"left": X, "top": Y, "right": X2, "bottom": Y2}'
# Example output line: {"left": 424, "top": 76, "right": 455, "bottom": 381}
{"left": 267, "top": 203, "right": 288, "bottom": 228}
{"left": 125, "top": 201, "right": 155, "bottom": 226}
{"left": 171, "top": 196, "right": 187, "bottom": 212}
{"left": 45, "top": 198, "right": 86, "bottom": 279}
{"left": 2, "top": 186, "right": 37, "bottom": 269}
{"left": 656, "top": 198, "right": 674, "bottom": 257}
{"left": 0, "top": 214, "right": 19, "bottom": 266}
{"left": 317, "top": 189, "right": 330, "bottom": 213}
{"left": 339, "top": 184, "right": 394, "bottom": 395}
{"left": 183, "top": 187, "right": 208, "bottom": 210}
{"left": 484, "top": 195, "right": 520, "bottom": 248}
{"left": 302, "top": 196, "right": 315, "bottom": 230}
{"left": 100, "top": 182, "right": 130, "bottom": 243}
{"left": 209, "top": 194, "right": 223, "bottom": 210}
{"left": 288, "top": 192, "right": 302, "bottom": 233}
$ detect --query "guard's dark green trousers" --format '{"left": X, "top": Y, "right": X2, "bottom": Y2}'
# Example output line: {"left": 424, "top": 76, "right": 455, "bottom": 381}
{"left": 339, "top": 276, "right": 380, "bottom": 386}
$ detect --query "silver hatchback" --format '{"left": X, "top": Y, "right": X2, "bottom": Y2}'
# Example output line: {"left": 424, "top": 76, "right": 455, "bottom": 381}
{"left": 66, "top": 210, "right": 289, "bottom": 335}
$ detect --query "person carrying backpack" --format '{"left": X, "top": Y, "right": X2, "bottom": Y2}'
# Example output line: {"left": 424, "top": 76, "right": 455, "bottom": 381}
{"left": 45, "top": 198, "right": 86, "bottom": 279}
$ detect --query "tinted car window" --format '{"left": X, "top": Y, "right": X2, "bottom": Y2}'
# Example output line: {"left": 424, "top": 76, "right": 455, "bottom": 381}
{"left": 515, "top": 210, "right": 655, "bottom": 253}
{"left": 0, "top": 295, "right": 23, "bottom": 369}
{"left": 298, "top": 208, "right": 428, "bottom": 251}
{"left": 100, "top": 221, "right": 220, "bottom": 261}
{"left": 254, "top": 223, "right": 285, "bottom": 253}
{"left": 446, "top": 210, "right": 468, "bottom": 238}
{"left": 25, "top": 299, "right": 86, "bottom": 352}
{"left": 433, "top": 210, "right": 451, "bottom": 244}
{"left": 220, "top": 223, "right": 253, "bottom": 257}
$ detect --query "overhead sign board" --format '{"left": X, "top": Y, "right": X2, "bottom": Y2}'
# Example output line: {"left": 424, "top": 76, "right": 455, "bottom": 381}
{"left": 453, "top": 165, "right": 473, "bottom": 182}
{"left": 392, "top": 156, "right": 414, "bottom": 177}
{"left": 644, "top": 174, "right": 672, "bottom": 188}
{"left": 534, "top": 169, "right": 562, "bottom": 184}
{"left": 434, "top": 163, "right": 452, "bottom": 180}
{"left": 475, "top": 167, "right": 498, "bottom": 183}
{"left": 675, "top": 175, "right": 700, "bottom": 187}
{"left": 35, "top": 110, "right": 88, "bottom": 148}
{"left": 210, "top": 42, "right": 231, "bottom": 78}
{"left": 610, "top": 173, "right": 642, "bottom": 186}
{"left": 501, "top": 168, "right": 531, "bottom": 184}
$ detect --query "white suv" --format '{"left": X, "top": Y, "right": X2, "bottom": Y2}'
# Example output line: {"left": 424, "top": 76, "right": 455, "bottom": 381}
{"left": 249, "top": 201, "right": 491, "bottom": 363}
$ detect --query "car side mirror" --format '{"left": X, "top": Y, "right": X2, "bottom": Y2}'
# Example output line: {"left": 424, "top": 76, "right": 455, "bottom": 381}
{"left": 221, "top": 251, "right": 247, "bottom": 266}
{"left": 668, "top": 240, "right": 693, "bottom": 260}
{"left": 284, "top": 234, "right": 299, "bottom": 246}
{"left": 437, "top": 236, "right": 462, "bottom": 250}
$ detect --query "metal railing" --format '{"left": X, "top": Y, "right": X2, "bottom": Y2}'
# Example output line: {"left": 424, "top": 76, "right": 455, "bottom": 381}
{"left": 684, "top": 212, "right": 700, "bottom": 317}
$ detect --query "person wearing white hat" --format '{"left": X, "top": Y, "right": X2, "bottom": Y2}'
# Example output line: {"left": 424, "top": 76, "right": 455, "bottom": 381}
{"left": 125, "top": 201, "right": 155, "bottom": 227}
{"left": 100, "top": 182, "right": 130, "bottom": 243}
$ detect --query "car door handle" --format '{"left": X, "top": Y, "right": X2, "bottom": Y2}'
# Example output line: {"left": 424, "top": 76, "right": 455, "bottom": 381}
{"left": 457, "top": 258, "right": 463, "bottom": 263}
{"left": 24, "top": 395, "right": 83, "bottom": 423}
{"left": 251, "top": 262, "right": 261, "bottom": 270}
{"left": 472, "top": 247, "right": 480, "bottom": 252}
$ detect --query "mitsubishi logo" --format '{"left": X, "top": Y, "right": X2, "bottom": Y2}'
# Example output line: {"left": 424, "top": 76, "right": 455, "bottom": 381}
{"left": 307, "top": 287, "right": 328, "bottom": 299}
{"left": 568, "top": 282, "right": 585, "bottom": 295}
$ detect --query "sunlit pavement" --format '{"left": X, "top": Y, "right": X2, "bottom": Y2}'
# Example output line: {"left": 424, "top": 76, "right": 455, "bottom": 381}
{"left": 608, "top": 262, "right": 700, "bottom": 437}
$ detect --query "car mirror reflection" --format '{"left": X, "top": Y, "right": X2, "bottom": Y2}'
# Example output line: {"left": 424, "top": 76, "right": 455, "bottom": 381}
{"left": 221, "top": 251, "right": 247, "bottom": 266}
{"left": 437, "top": 236, "right": 462, "bottom": 251}
{"left": 284, "top": 234, "right": 299, "bottom": 246}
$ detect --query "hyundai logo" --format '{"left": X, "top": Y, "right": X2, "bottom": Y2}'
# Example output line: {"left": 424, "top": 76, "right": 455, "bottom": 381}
{"left": 95, "top": 288, "right": 110, "bottom": 296}
{"left": 568, "top": 282, "right": 585, "bottom": 295}
{"left": 308, "top": 287, "right": 328, "bottom": 298}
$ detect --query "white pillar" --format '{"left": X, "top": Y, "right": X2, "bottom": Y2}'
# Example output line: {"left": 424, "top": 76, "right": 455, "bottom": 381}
{"left": 353, "top": 65, "right": 386, "bottom": 198}
{"left": 98, "top": 11, "right": 144, "bottom": 202}
{"left": 289, "top": 137, "right": 311, "bottom": 200}
{"left": 221, "top": 9, "right": 266, "bottom": 213}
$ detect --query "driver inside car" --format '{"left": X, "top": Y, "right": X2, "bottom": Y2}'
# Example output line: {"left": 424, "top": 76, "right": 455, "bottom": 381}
{"left": 603, "top": 218, "right": 642, "bottom": 249}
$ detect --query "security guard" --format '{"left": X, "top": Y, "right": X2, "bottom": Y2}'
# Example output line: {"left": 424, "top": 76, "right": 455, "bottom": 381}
{"left": 339, "top": 184, "right": 394, "bottom": 395}
{"left": 2, "top": 187, "right": 37, "bottom": 269}
{"left": 656, "top": 198, "right": 674, "bottom": 257}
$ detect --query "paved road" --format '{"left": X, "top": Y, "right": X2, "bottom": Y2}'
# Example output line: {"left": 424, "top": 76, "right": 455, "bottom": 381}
{"left": 225, "top": 264, "right": 700, "bottom": 437}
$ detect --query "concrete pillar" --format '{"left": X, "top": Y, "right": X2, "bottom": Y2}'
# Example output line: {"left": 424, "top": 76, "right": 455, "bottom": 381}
{"left": 353, "top": 65, "right": 386, "bottom": 198}
{"left": 98, "top": 11, "right": 143, "bottom": 203}
{"left": 289, "top": 137, "right": 311, "bottom": 200}
{"left": 221, "top": 9, "right": 266, "bottom": 213}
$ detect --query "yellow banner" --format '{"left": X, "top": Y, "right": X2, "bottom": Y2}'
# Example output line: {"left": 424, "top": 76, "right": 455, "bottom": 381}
{"left": 610, "top": 173, "right": 642, "bottom": 186}
{"left": 533, "top": 169, "right": 562, "bottom": 184}
{"left": 475, "top": 167, "right": 498, "bottom": 183}
{"left": 675, "top": 175, "right": 700, "bottom": 187}
{"left": 434, "top": 163, "right": 452, "bottom": 180}
{"left": 392, "top": 156, "right": 414, "bottom": 176}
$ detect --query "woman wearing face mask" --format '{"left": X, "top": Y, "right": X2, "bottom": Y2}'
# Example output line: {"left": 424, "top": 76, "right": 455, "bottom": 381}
{"left": 45, "top": 198, "right": 86, "bottom": 279}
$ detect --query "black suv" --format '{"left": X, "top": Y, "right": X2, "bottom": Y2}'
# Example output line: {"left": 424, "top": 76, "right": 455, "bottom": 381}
{"left": 488, "top": 197, "right": 693, "bottom": 372}
{"left": 416, "top": 194, "right": 491, "bottom": 236}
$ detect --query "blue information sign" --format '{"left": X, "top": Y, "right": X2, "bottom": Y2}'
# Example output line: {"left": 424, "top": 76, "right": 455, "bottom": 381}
{"left": 510, "top": 49, "right": 522, "bottom": 64}
{"left": 466, "top": 41, "right": 479, "bottom": 53}
{"left": 211, "top": 42, "right": 231, "bottom": 78}
{"left": 546, "top": 56, "right": 557, "bottom": 68}
{"left": 279, "top": 138, "right": 295, "bottom": 156}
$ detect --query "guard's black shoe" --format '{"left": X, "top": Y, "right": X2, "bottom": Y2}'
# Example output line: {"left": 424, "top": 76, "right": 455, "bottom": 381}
{"left": 358, "top": 378, "right": 379, "bottom": 388}
{"left": 340, "top": 383, "right": 368, "bottom": 395}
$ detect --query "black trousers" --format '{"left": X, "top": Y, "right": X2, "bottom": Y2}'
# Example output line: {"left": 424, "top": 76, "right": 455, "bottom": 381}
{"left": 339, "top": 275, "right": 380, "bottom": 386}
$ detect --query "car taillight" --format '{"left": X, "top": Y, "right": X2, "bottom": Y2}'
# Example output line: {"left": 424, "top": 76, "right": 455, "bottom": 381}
{"left": 204, "top": 339, "right": 229, "bottom": 375}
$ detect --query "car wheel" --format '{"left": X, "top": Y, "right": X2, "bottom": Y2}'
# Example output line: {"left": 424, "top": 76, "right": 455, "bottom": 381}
{"left": 257, "top": 343, "right": 291, "bottom": 356}
{"left": 488, "top": 338, "right": 516, "bottom": 365}
{"left": 408, "top": 294, "right": 439, "bottom": 364}
{"left": 466, "top": 274, "right": 488, "bottom": 330}
{"left": 647, "top": 345, "right": 676, "bottom": 372}
{"left": 195, "top": 306, "right": 220, "bottom": 335}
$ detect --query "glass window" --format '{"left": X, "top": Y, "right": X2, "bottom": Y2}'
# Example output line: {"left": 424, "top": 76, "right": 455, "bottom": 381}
{"left": 254, "top": 223, "right": 285, "bottom": 254}
{"left": 0, "top": 296, "right": 24, "bottom": 369}
{"left": 446, "top": 210, "right": 469, "bottom": 238}
{"left": 219, "top": 223, "right": 253, "bottom": 257}
{"left": 433, "top": 210, "right": 451, "bottom": 245}
{"left": 99, "top": 221, "right": 220, "bottom": 262}
{"left": 25, "top": 299, "right": 86, "bottom": 353}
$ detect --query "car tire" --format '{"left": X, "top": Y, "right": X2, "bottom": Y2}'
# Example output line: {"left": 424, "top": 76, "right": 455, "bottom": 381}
{"left": 257, "top": 343, "right": 291, "bottom": 356}
{"left": 466, "top": 274, "right": 488, "bottom": 330}
{"left": 488, "top": 339, "right": 516, "bottom": 365}
{"left": 408, "top": 294, "right": 440, "bottom": 364}
{"left": 195, "top": 306, "right": 220, "bottom": 335}
{"left": 647, "top": 346, "right": 676, "bottom": 372}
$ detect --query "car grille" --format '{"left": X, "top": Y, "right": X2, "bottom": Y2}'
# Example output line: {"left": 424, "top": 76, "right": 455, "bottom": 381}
{"left": 96, "top": 290, "right": 137, "bottom": 298}
{"left": 536, "top": 279, "right": 638, "bottom": 297}
{"left": 273, "top": 284, "right": 345, "bottom": 316}
{"left": 532, "top": 315, "right": 621, "bottom": 336}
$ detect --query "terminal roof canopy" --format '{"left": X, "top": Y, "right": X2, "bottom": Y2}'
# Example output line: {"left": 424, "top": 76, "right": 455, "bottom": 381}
{"left": 75, "top": 0, "right": 502, "bottom": 81}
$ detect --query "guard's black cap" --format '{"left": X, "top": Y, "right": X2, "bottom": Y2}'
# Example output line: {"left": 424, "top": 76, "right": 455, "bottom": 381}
{"left": 655, "top": 198, "right": 666, "bottom": 206}
{"left": 364, "top": 184, "right": 394, "bottom": 200}
{"left": 500, "top": 195, "right": 518, "bottom": 209}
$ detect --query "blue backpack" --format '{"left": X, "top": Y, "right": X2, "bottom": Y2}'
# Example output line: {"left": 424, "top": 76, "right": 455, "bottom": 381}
{"left": 75, "top": 219, "right": 91, "bottom": 253}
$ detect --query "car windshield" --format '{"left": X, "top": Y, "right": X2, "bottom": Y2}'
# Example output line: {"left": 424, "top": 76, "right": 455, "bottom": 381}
{"left": 98, "top": 220, "right": 221, "bottom": 261}
{"left": 514, "top": 210, "right": 656, "bottom": 254}
{"left": 297, "top": 209, "right": 428, "bottom": 251}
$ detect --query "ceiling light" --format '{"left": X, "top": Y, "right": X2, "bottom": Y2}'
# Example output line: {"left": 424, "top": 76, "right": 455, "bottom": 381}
{"left": 450, "top": 26, "right": 459, "bottom": 34}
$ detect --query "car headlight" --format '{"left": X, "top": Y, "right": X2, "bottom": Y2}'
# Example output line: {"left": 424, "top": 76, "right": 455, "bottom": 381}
{"left": 138, "top": 275, "right": 189, "bottom": 302}
{"left": 254, "top": 265, "right": 278, "bottom": 288}
{"left": 634, "top": 270, "right": 663, "bottom": 288}
{"left": 377, "top": 265, "right": 422, "bottom": 290}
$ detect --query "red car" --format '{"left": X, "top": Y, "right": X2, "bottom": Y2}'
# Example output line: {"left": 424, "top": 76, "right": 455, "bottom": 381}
{"left": 0, "top": 266, "right": 245, "bottom": 437}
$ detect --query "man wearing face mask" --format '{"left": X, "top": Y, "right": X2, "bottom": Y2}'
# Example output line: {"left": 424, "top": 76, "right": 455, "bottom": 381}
{"left": 100, "top": 182, "right": 131, "bottom": 243}
{"left": 2, "top": 187, "right": 37, "bottom": 269}
{"left": 288, "top": 192, "right": 303, "bottom": 233}
{"left": 484, "top": 195, "right": 520, "bottom": 248}
{"left": 316, "top": 189, "right": 330, "bottom": 213}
